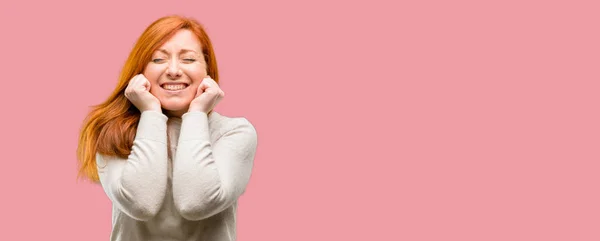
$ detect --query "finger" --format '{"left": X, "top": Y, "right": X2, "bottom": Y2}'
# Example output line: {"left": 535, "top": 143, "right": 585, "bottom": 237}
{"left": 209, "top": 78, "right": 219, "bottom": 87}
{"left": 125, "top": 82, "right": 135, "bottom": 95}
{"left": 129, "top": 75, "right": 141, "bottom": 88}
{"left": 216, "top": 91, "right": 224, "bottom": 103}
{"left": 126, "top": 74, "right": 138, "bottom": 90}
{"left": 138, "top": 74, "right": 149, "bottom": 84}
{"left": 195, "top": 81, "right": 207, "bottom": 97}
{"left": 201, "top": 79, "right": 212, "bottom": 90}
{"left": 134, "top": 76, "right": 146, "bottom": 91}
{"left": 202, "top": 76, "right": 217, "bottom": 87}
{"left": 131, "top": 74, "right": 141, "bottom": 84}
{"left": 126, "top": 74, "right": 144, "bottom": 96}
{"left": 142, "top": 77, "right": 151, "bottom": 91}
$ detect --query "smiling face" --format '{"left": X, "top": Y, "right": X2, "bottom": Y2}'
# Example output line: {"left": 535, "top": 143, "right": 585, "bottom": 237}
{"left": 143, "top": 29, "right": 208, "bottom": 117}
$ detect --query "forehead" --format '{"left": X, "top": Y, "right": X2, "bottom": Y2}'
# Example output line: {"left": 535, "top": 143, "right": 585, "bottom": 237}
{"left": 158, "top": 29, "right": 202, "bottom": 52}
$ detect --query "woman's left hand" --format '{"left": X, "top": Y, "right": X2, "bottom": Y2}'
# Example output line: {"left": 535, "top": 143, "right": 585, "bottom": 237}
{"left": 188, "top": 76, "right": 225, "bottom": 113}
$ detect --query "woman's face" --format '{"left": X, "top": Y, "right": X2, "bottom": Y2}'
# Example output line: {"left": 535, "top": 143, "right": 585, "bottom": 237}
{"left": 143, "top": 29, "right": 207, "bottom": 117}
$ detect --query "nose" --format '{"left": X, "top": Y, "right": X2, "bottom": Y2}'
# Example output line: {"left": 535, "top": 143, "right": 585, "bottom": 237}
{"left": 166, "top": 62, "right": 182, "bottom": 78}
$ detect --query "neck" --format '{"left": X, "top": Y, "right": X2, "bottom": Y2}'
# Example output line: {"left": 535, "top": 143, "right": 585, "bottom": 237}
{"left": 162, "top": 108, "right": 213, "bottom": 118}
{"left": 163, "top": 109, "right": 186, "bottom": 118}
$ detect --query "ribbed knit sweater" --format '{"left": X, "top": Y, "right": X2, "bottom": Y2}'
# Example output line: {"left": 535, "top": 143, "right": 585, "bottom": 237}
{"left": 96, "top": 110, "right": 257, "bottom": 241}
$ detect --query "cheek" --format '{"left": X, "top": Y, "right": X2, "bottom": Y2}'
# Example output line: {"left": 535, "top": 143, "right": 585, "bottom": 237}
{"left": 143, "top": 66, "right": 163, "bottom": 92}
{"left": 188, "top": 83, "right": 200, "bottom": 93}
{"left": 143, "top": 64, "right": 163, "bottom": 77}
{"left": 182, "top": 64, "right": 207, "bottom": 78}
{"left": 149, "top": 85, "right": 162, "bottom": 97}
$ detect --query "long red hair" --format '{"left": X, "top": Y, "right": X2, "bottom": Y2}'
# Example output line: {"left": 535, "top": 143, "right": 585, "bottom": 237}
{"left": 76, "top": 15, "right": 220, "bottom": 183}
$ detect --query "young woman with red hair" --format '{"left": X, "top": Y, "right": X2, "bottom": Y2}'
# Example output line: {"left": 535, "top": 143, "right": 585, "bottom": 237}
{"left": 76, "top": 15, "right": 258, "bottom": 241}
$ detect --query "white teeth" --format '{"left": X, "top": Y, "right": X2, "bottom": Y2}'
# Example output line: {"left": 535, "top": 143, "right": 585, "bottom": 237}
{"left": 163, "top": 84, "right": 187, "bottom": 91}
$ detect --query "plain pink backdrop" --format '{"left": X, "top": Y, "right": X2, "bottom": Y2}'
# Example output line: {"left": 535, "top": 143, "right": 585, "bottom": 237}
{"left": 0, "top": 0, "right": 599, "bottom": 240}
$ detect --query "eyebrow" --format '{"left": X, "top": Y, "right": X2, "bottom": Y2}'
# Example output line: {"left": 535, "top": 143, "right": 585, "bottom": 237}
{"left": 156, "top": 49, "right": 199, "bottom": 55}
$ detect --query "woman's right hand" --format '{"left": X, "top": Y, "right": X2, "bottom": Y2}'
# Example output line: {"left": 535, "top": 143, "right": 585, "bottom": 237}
{"left": 124, "top": 74, "right": 161, "bottom": 112}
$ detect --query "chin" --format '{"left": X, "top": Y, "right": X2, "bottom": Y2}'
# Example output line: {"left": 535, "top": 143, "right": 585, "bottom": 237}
{"left": 162, "top": 106, "right": 188, "bottom": 111}
{"left": 161, "top": 101, "right": 191, "bottom": 114}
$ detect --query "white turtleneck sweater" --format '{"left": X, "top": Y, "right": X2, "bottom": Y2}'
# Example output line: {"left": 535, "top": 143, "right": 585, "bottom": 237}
{"left": 95, "top": 110, "right": 258, "bottom": 241}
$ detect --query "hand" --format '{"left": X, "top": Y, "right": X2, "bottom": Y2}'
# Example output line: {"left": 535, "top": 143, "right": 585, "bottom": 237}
{"left": 188, "top": 76, "right": 225, "bottom": 113}
{"left": 124, "top": 74, "right": 162, "bottom": 112}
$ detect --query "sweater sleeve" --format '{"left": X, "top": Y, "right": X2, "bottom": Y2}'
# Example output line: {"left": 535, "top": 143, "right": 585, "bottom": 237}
{"left": 172, "top": 111, "right": 258, "bottom": 221}
{"left": 96, "top": 110, "right": 169, "bottom": 221}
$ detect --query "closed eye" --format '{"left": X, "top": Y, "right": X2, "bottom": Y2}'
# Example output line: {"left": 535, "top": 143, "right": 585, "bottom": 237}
{"left": 152, "top": 58, "right": 165, "bottom": 63}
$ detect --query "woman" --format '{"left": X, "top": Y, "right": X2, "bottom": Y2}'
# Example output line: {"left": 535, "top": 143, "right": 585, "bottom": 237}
{"left": 76, "top": 15, "right": 258, "bottom": 241}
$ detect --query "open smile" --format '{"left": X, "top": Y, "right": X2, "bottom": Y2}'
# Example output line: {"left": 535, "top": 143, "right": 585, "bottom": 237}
{"left": 161, "top": 83, "right": 189, "bottom": 91}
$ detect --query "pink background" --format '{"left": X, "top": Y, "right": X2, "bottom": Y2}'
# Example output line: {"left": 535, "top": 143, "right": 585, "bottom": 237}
{"left": 1, "top": 0, "right": 599, "bottom": 240}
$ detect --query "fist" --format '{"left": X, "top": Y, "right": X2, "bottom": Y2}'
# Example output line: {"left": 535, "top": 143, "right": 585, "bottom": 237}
{"left": 124, "top": 74, "right": 161, "bottom": 112}
{"left": 188, "top": 76, "right": 224, "bottom": 113}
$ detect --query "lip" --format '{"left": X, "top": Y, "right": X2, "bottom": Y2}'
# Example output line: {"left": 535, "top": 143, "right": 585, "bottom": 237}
{"left": 160, "top": 82, "right": 189, "bottom": 92}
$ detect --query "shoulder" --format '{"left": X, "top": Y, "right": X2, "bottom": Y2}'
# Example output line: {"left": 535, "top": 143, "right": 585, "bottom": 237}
{"left": 208, "top": 111, "right": 257, "bottom": 142}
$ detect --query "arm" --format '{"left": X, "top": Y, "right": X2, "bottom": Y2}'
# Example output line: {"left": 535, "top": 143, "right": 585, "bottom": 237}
{"left": 172, "top": 111, "right": 258, "bottom": 221}
{"left": 96, "top": 111, "right": 169, "bottom": 221}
